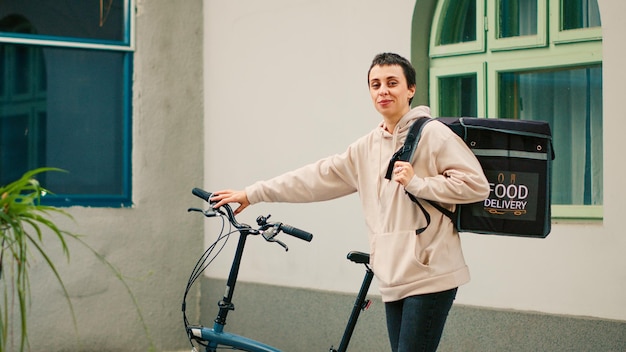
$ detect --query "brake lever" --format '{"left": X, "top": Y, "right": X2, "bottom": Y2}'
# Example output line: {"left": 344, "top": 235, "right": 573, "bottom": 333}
{"left": 187, "top": 207, "right": 218, "bottom": 217}
{"left": 261, "top": 225, "right": 289, "bottom": 251}
{"left": 274, "top": 239, "right": 288, "bottom": 251}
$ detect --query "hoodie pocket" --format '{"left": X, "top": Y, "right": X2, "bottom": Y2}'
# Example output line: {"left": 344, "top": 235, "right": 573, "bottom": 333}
{"left": 370, "top": 230, "right": 431, "bottom": 287}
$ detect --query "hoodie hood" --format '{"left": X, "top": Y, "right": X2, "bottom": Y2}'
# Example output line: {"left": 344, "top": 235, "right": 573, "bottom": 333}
{"left": 380, "top": 105, "right": 432, "bottom": 136}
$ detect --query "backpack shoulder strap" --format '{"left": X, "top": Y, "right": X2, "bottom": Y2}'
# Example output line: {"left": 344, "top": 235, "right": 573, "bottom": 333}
{"left": 384, "top": 117, "right": 432, "bottom": 180}
{"left": 384, "top": 117, "right": 457, "bottom": 234}
{"left": 426, "top": 199, "right": 456, "bottom": 224}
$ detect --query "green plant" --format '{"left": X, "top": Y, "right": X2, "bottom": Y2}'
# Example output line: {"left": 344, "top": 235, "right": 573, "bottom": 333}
{"left": 0, "top": 167, "right": 152, "bottom": 351}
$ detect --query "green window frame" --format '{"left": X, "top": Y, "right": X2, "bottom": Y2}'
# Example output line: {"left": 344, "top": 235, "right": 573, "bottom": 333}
{"left": 429, "top": 62, "right": 486, "bottom": 117}
{"left": 430, "top": 0, "right": 485, "bottom": 57}
{"left": 424, "top": 0, "right": 603, "bottom": 220}
{"left": 488, "top": 0, "right": 548, "bottom": 50}
{"left": 552, "top": 0, "right": 602, "bottom": 43}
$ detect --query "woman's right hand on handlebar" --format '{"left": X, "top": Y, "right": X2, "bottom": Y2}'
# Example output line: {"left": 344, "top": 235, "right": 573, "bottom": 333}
{"left": 210, "top": 189, "right": 250, "bottom": 215}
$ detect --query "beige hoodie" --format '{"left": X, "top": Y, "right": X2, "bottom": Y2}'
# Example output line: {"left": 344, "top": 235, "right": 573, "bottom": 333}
{"left": 246, "top": 106, "right": 490, "bottom": 302}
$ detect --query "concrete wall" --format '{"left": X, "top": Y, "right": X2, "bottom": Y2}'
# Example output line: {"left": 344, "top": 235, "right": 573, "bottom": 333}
{"left": 27, "top": 1, "right": 204, "bottom": 351}
{"left": 201, "top": 279, "right": 626, "bottom": 351}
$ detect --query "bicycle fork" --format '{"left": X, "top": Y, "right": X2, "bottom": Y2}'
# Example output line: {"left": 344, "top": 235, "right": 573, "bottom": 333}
{"left": 330, "top": 251, "right": 374, "bottom": 352}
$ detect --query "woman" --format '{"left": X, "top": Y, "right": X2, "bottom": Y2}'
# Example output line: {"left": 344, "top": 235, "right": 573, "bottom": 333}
{"left": 211, "top": 52, "right": 489, "bottom": 352}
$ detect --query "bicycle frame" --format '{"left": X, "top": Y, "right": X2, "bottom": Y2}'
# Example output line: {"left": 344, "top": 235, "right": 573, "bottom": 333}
{"left": 185, "top": 188, "right": 374, "bottom": 352}
{"left": 186, "top": 231, "right": 374, "bottom": 352}
{"left": 189, "top": 227, "right": 280, "bottom": 352}
{"left": 331, "top": 251, "right": 374, "bottom": 352}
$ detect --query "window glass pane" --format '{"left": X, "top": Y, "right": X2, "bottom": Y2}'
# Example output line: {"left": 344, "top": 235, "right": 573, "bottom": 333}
{"left": 438, "top": 75, "right": 477, "bottom": 117}
{"left": 499, "top": 66, "right": 603, "bottom": 206}
{"left": 0, "top": 43, "right": 46, "bottom": 184}
{"left": 0, "top": 43, "right": 129, "bottom": 200}
{"left": 0, "top": 112, "right": 46, "bottom": 183}
{"left": 438, "top": 0, "right": 476, "bottom": 45}
{"left": 0, "top": 0, "right": 126, "bottom": 43}
{"left": 562, "top": 0, "right": 601, "bottom": 30}
{"left": 0, "top": 46, "right": 4, "bottom": 97}
{"left": 43, "top": 47, "right": 127, "bottom": 197}
{"left": 498, "top": 0, "right": 538, "bottom": 38}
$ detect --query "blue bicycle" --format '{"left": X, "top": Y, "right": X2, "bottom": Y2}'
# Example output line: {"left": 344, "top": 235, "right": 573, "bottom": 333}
{"left": 183, "top": 188, "right": 374, "bottom": 352}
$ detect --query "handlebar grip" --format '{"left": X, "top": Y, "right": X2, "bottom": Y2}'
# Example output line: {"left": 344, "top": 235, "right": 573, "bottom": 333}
{"left": 279, "top": 224, "right": 313, "bottom": 242}
{"left": 192, "top": 188, "right": 212, "bottom": 202}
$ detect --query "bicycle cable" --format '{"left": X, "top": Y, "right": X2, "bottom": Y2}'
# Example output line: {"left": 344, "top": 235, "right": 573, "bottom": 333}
{"left": 182, "top": 211, "right": 240, "bottom": 349}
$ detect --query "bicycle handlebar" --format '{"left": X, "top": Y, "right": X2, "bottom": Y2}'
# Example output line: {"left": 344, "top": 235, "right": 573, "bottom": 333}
{"left": 191, "top": 187, "right": 313, "bottom": 243}
{"left": 278, "top": 223, "right": 313, "bottom": 242}
{"left": 192, "top": 187, "right": 213, "bottom": 202}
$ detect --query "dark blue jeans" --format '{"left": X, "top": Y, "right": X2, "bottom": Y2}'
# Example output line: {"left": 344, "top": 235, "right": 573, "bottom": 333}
{"left": 384, "top": 287, "right": 458, "bottom": 352}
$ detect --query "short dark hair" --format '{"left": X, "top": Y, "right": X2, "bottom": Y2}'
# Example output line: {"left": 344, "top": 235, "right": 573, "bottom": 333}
{"left": 367, "top": 53, "right": 417, "bottom": 104}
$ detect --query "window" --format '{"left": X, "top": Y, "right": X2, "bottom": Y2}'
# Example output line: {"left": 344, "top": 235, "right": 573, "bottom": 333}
{"left": 438, "top": 0, "right": 477, "bottom": 44}
{"left": 430, "top": 0, "right": 485, "bottom": 57}
{"left": 489, "top": 0, "right": 547, "bottom": 50}
{"left": 561, "top": 0, "right": 601, "bottom": 30}
{"left": 439, "top": 74, "right": 478, "bottom": 117}
{"left": 498, "top": 0, "right": 538, "bottom": 37}
{"left": 499, "top": 66, "right": 602, "bottom": 208}
{"left": 0, "top": 1, "right": 134, "bottom": 207}
{"left": 427, "top": 0, "right": 602, "bottom": 219}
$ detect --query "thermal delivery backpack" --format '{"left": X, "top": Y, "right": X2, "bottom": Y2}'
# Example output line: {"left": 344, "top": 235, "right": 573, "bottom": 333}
{"left": 385, "top": 117, "right": 555, "bottom": 238}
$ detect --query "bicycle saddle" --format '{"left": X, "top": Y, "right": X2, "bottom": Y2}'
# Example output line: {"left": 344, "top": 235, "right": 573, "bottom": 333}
{"left": 347, "top": 251, "right": 370, "bottom": 264}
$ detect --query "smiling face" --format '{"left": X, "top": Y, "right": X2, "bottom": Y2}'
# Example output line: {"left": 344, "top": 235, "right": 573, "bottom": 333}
{"left": 368, "top": 64, "right": 416, "bottom": 123}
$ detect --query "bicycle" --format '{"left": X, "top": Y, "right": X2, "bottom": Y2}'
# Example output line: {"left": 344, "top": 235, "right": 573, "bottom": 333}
{"left": 183, "top": 188, "right": 375, "bottom": 352}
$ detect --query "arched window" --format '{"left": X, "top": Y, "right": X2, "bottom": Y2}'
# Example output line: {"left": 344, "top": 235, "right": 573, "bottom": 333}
{"left": 421, "top": 0, "right": 602, "bottom": 219}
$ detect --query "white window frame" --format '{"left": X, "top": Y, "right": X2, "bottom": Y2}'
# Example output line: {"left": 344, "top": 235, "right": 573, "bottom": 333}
{"left": 0, "top": 0, "right": 135, "bottom": 52}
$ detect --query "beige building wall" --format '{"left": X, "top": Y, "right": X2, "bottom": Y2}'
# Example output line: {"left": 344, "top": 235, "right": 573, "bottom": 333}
{"left": 203, "top": 0, "right": 626, "bottom": 322}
